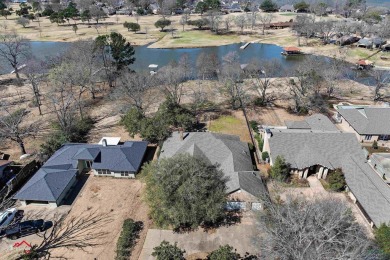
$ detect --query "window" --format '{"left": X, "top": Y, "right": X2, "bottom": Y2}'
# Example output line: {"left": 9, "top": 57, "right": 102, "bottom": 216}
{"left": 120, "top": 172, "right": 130, "bottom": 177}
{"left": 379, "top": 135, "right": 389, "bottom": 141}
{"left": 364, "top": 135, "right": 372, "bottom": 141}
{"left": 97, "top": 169, "right": 110, "bottom": 175}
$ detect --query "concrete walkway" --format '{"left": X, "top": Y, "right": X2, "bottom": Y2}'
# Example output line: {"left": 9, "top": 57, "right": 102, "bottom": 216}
{"left": 138, "top": 212, "right": 259, "bottom": 259}
{"left": 307, "top": 176, "right": 326, "bottom": 193}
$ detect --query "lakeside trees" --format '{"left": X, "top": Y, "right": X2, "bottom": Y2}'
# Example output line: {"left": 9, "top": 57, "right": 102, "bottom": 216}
{"left": 0, "top": 32, "right": 31, "bottom": 80}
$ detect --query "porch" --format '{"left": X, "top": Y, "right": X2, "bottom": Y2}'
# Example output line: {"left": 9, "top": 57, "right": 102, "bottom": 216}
{"left": 293, "top": 165, "right": 330, "bottom": 179}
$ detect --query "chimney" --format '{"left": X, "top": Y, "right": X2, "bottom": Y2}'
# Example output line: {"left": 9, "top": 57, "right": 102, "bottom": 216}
{"left": 102, "top": 139, "right": 107, "bottom": 147}
{"left": 179, "top": 129, "right": 184, "bottom": 141}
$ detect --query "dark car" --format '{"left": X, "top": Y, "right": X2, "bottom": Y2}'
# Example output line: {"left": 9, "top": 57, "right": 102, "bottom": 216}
{"left": 4, "top": 219, "right": 52, "bottom": 240}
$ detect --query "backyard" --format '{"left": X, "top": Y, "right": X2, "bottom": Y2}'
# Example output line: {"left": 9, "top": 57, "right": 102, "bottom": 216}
{"left": 208, "top": 111, "right": 252, "bottom": 143}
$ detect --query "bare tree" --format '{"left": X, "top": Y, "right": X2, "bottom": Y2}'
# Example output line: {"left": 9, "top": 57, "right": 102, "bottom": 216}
{"left": 224, "top": 15, "right": 234, "bottom": 32}
{"left": 196, "top": 52, "right": 219, "bottom": 80}
{"left": 245, "top": 59, "right": 282, "bottom": 105}
{"left": 23, "top": 59, "right": 47, "bottom": 115}
{"left": 90, "top": 5, "right": 106, "bottom": 25}
{"left": 370, "top": 69, "right": 390, "bottom": 101}
{"left": 46, "top": 69, "right": 78, "bottom": 136}
{"left": 0, "top": 32, "right": 31, "bottom": 80}
{"left": 218, "top": 51, "right": 246, "bottom": 109}
{"left": 293, "top": 14, "right": 316, "bottom": 46}
{"left": 156, "top": 63, "right": 186, "bottom": 104}
{"left": 0, "top": 103, "right": 40, "bottom": 155}
{"left": 234, "top": 14, "right": 247, "bottom": 34}
{"left": 21, "top": 211, "right": 111, "bottom": 259}
{"left": 178, "top": 53, "right": 192, "bottom": 80}
{"left": 258, "top": 13, "right": 273, "bottom": 35}
{"left": 180, "top": 11, "right": 190, "bottom": 31}
{"left": 320, "top": 56, "right": 346, "bottom": 97}
{"left": 258, "top": 195, "right": 379, "bottom": 260}
{"left": 115, "top": 71, "right": 155, "bottom": 113}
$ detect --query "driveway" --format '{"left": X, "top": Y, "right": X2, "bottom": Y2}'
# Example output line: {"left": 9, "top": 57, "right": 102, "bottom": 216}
{"left": 139, "top": 212, "right": 260, "bottom": 259}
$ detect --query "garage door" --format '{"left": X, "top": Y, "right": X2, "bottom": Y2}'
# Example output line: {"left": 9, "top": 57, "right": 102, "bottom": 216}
{"left": 225, "top": 201, "right": 246, "bottom": 211}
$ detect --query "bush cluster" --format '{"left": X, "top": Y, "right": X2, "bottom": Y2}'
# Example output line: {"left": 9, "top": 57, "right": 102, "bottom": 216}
{"left": 115, "top": 219, "right": 144, "bottom": 260}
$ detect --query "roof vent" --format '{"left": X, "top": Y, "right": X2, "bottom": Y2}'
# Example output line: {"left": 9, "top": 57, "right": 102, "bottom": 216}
{"left": 102, "top": 139, "right": 107, "bottom": 147}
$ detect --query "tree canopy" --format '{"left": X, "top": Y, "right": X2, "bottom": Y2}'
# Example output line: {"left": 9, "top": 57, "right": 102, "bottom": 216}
{"left": 260, "top": 0, "right": 278, "bottom": 12}
{"left": 375, "top": 223, "right": 390, "bottom": 257}
{"left": 154, "top": 18, "right": 172, "bottom": 31}
{"left": 143, "top": 154, "right": 227, "bottom": 230}
{"left": 259, "top": 196, "right": 381, "bottom": 259}
{"left": 95, "top": 32, "right": 135, "bottom": 72}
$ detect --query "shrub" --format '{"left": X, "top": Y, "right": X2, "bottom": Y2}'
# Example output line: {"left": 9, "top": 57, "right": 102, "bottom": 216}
{"left": 16, "top": 16, "right": 30, "bottom": 27}
{"left": 123, "top": 21, "right": 140, "bottom": 33}
{"left": 269, "top": 155, "right": 290, "bottom": 181}
{"left": 187, "top": 18, "right": 209, "bottom": 29}
{"left": 249, "top": 120, "right": 258, "bottom": 133}
{"left": 255, "top": 134, "right": 263, "bottom": 152}
{"left": 208, "top": 244, "right": 240, "bottom": 260}
{"left": 152, "top": 241, "right": 185, "bottom": 260}
{"left": 327, "top": 168, "right": 346, "bottom": 192}
{"left": 375, "top": 223, "right": 390, "bottom": 257}
{"left": 262, "top": 151, "right": 269, "bottom": 161}
{"left": 115, "top": 219, "right": 143, "bottom": 260}
{"left": 373, "top": 140, "right": 378, "bottom": 149}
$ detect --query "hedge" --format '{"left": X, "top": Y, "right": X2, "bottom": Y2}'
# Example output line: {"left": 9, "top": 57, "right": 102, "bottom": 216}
{"left": 115, "top": 219, "right": 143, "bottom": 260}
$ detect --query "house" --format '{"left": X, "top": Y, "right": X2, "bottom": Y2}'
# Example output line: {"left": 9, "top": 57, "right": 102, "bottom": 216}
{"left": 279, "top": 4, "right": 294, "bottom": 12}
{"left": 285, "top": 114, "right": 338, "bottom": 131}
{"left": 268, "top": 21, "right": 293, "bottom": 29}
{"left": 357, "top": 38, "right": 373, "bottom": 48}
{"left": 336, "top": 107, "right": 390, "bottom": 143}
{"left": 160, "top": 132, "right": 267, "bottom": 211}
{"left": 372, "top": 38, "right": 387, "bottom": 48}
{"left": 263, "top": 114, "right": 390, "bottom": 228}
{"left": 337, "top": 35, "right": 360, "bottom": 46}
{"left": 14, "top": 138, "right": 148, "bottom": 207}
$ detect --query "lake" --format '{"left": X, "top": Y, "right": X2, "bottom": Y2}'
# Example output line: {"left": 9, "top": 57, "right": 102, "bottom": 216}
{"left": 0, "top": 41, "right": 305, "bottom": 74}
{"left": 0, "top": 41, "right": 371, "bottom": 84}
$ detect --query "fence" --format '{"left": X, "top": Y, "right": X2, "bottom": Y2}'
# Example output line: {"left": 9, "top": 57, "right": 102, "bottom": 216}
{"left": 0, "top": 161, "right": 40, "bottom": 211}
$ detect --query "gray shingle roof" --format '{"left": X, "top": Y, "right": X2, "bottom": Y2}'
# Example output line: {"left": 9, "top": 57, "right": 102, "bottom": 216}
{"left": 237, "top": 171, "right": 267, "bottom": 198}
{"left": 14, "top": 168, "right": 77, "bottom": 202}
{"left": 337, "top": 107, "right": 390, "bottom": 135}
{"left": 14, "top": 141, "right": 148, "bottom": 203}
{"left": 285, "top": 114, "right": 338, "bottom": 132}
{"left": 343, "top": 156, "right": 390, "bottom": 227}
{"left": 268, "top": 128, "right": 390, "bottom": 227}
{"left": 268, "top": 130, "right": 365, "bottom": 170}
{"left": 160, "top": 132, "right": 254, "bottom": 193}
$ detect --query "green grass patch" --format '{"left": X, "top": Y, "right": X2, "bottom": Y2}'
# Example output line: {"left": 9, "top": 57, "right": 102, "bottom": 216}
{"left": 209, "top": 115, "right": 242, "bottom": 132}
{"left": 170, "top": 31, "right": 239, "bottom": 45}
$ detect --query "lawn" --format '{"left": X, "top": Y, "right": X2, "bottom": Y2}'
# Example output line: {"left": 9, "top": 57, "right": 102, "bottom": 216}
{"left": 149, "top": 30, "right": 240, "bottom": 48}
{"left": 208, "top": 112, "right": 252, "bottom": 143}
{"left": 279, "top": 13, "right": 297, "bottom": 16}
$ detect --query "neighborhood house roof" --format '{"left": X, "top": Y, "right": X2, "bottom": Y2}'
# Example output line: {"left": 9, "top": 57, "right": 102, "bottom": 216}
{"left": 343, "top": 156, "right": 390, "bottom": 227}
{"left": 268, "top": 130, "right": 364, "bottom": 170}
{"left": 370, "top": 153, "right": 390, "bottom": 180}
{"left": 14, "top": 141, "right": 148, "bottom": 203}
{"left": 357, "top": 38, "right": 373, "bottom": 46}
{"left": 237, "top": 172, "right": 267, "bottom": 198}
{"left": 337, "top": 107, "right": 390, "bottom": 135}
{"left": 285, "top": 114, "right": 338, "bottom": 131}
{"left": 279, "top": 4, "right": 294, "bottom": 10}
{"left": 267, "top": 114, "right": 390, "bottom": 227}
{"left": 160, "top": 132, "right": 258, "bottom": 195}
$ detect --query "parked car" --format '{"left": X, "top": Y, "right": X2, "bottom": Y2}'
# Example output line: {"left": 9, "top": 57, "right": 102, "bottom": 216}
{"left": 4, "top": 219, "right": 52, "bottom": 240}
{"left": 0, "top": 208, "right": 23, "bottom": 229}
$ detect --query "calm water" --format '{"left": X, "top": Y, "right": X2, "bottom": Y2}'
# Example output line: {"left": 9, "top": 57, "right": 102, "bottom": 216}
{"left": 0, "top": 41, "right": 371, "bottom": 84}
{"left": 1, "top": 41, "right": 304, "bottom": 74}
